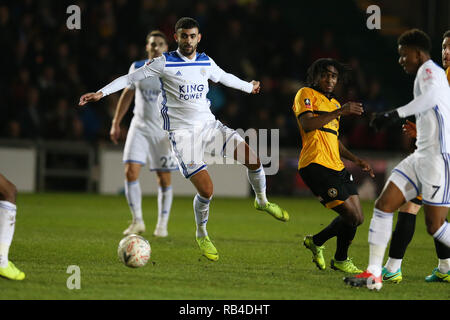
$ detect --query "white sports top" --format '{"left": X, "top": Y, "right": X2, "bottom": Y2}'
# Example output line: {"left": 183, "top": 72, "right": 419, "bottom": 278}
{"left": 99, "top": 49, "right": 253, "bottom": 130}
{"left": 397, "top": 60, "right": 450, "bottom": 156}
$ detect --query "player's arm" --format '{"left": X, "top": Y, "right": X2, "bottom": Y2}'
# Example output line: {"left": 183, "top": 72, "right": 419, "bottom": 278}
{"left": 79, "top": 57, "right": 164, "bottom": 106}
{"left": 208, "top": 58, "right": 259, "bottom": 94}
{"left": 110, "top": 88, "right": 135, "bottom": 144}
{"left": 299, "top": 102, "right": 363, "bottom": 133}
{"left": 339, "top": 141, "right": 375, "bottom": 178}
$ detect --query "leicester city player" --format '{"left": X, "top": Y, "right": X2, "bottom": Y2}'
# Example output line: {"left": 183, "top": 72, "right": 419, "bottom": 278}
{"left": 110, "top": 30, "right": 177, "bottom": 238}
{"left": 79, "top": 17, "right": 289, "bottom": 262}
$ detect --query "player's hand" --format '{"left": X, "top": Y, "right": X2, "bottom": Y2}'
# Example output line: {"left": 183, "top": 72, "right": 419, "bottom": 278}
{"left": 110, "top": 122, "right": 121, "bottom": 144}
{"left": 79, "top": 92, "right": 103, "bottom": 106}
{"left": 355, "top": 158, "right": 375, "bottom": 178}
{"left": 402, "top": 120, "right": 417, "bottom": 138}
{"left": 251, "top": 80, "right": 260, "bottom": 94}
{"left": 340, "top": 102, "right": 363, "bottom": 116}
{"left": 369, "top": 110, "right": 400, "bottom": 131}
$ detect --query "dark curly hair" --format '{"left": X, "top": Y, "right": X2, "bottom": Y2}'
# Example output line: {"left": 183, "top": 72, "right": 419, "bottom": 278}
{"left": 306, "top": 58, "right": 351, "bottom": 88}
{"left": 398, "top": 28, "right": 431, "bottom": 53}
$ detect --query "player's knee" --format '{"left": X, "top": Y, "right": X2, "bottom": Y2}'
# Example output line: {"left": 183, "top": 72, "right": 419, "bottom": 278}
{"left": 1, "top": 181, "right": 17, "bottom": 203}
{"left": 374, "top": 196, "right": 392, "bottom": 212}
{"left": 156, "top": 173, "right": 171, "bottom": 189}
{"left": 197, "top": 184, "right": 213, "bottom": 199}
{"left": 425, "top": 219, "right": 444, "bottom": 236}
{"left": 125, "top": 167, "right": 139, "bottom": 182}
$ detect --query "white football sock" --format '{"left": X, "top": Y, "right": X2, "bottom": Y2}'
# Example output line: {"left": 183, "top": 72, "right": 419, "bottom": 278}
{"left": 247, "top": 165, "right": 268, "bottom": 207}
{"left": 0, "top": 201, "right": 17, "bottom": 268}
{"left": 384, "top": 257, "right": 402, "bottom": 273}
{"left": 367, "top": 208, "right": 393, "bottom": 277}
{"left": 438, "top": 258, "right": 450, "bottom": 274}
{"left": 124, "top": 180, "right": 143, "bottom": 223}
{"left": 193, "top": 194, "right": 211, "bottom": 238}
{"left": 156, "top": 186, "right": 173, "bottom": 229}
{"left": 433, "top": 221, "right": 450, "bottom": 247}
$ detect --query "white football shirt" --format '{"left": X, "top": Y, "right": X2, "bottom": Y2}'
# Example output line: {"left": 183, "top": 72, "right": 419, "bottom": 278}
{"left": 99, "top": 49, "right": 253, "bottom": 130}
{"left": 126, "top": 60, "right": 163, "bottom": 132}
{"left": 397, "top": 59, "right": 450, "bottom": 156}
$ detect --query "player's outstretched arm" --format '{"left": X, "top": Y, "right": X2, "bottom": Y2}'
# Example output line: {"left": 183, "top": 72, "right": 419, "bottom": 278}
{"left": 339, "top": 141, "right": 375, "bottom": 178}
{"left": 110, "top": 88, "right": 135, "bottom": 144}
{"left": 79, "top": 92, "right": 103, "bottom": 106}
{"left": 299, "top": 102, "right": 363, "bottom": 133}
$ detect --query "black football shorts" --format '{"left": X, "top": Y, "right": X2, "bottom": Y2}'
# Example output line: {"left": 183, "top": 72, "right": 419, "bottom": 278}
{"left": 299, "top": 163, "right": 358, "bottom": 209}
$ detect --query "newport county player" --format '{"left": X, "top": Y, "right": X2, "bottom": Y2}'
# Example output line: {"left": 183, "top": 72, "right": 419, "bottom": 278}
{"left": 293, "top": 58, "right": 374, "bottom": 273}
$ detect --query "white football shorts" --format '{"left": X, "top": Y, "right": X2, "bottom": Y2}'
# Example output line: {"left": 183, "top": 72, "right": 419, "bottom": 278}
{"left": 388, "top": 152, "right": 450, "bottom": 207}
{"left": 123, "top": 117, "right": 178, "bottom": 172}
{"left": 168, "top": 120, "right": 245, "bottom": 178}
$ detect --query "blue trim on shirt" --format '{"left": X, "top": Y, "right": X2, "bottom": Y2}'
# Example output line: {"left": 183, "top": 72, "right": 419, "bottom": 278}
{"left": 163, "top": 51, "right": 184, "bottom": 62}
{"left": 196, "top": 52, "right": 210, "bottom": 61}
{"left": 165, "top": 63, "right": 211, "bottom": 67}
{"left": 134, "top": 59, "right": 147, "bottom": 69}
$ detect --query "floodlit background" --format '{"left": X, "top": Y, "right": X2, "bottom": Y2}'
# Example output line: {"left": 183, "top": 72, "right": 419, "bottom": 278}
{"left": 0, "top": 0, "right": 448, "bottom": 197}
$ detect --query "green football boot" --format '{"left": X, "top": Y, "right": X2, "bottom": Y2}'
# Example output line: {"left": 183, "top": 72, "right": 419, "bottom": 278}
{"left": 303, "top": 235, "right": 326, "bottom": 270}
{"left": 254, "top": 200, "right": 289, "bottom": 222}
{"left": 196, "top": 236, "right": 219, "bottom": 262}
{"left": 425, "top": 268, "right": 450, "bottom": 283}
{"left": 330, "top": 258, "right": 363, "bottom": 274}
{"left": 0, "top": 261, "right": 25, "bottom": 281}
{"left": 382, "top": 267, "right": 403, "bottom": 283}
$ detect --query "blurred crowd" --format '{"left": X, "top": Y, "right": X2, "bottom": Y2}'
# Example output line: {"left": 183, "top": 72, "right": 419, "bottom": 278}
{"left": 0, "top": 0, "right": 413, "bottom": 151}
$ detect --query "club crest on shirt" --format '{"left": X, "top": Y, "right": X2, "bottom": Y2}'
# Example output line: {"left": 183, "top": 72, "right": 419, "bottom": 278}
{"left": 200, "top": 67, "right": 207, "bottom": 76}
{"left": 327, "top": 188, "right": 338, "bottom": 198}
{"left": 304, "top": 98, "right": 311, "bottom": 106}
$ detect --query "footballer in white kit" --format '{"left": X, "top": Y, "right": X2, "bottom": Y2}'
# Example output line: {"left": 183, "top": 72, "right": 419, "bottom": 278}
{"left": 123, "top": 60, "right": 177, "bottom": 172}
{"left": 109, "top": 31, "right": 177, "bottom": 238}
{"left": 80, "top": 17, "right": 289, "bottom": 262}
{"left": 345, "top": 29, "right": 450, "bottom": 290}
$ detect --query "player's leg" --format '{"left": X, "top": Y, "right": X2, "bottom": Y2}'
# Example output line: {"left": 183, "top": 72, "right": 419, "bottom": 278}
{"left": 153, "top": 171, "right": 172, "bottom": 237}
{"left": 383, "top": 199, "right": 421, "bottom": 283}
{"left": 423, "top": 204, "right": 450, "bottom": 282}
{"left": 232, "top": 139, "right": 289, "bottom": 222}
{"left": 123, "top": 162, "right": 146, "bottom": 235}
{"left": 426, "top": 221, "right": 450, "bottom": 282}
{"left": 189, "top": 169, "right": 218, "bottom": 261}
{"left": 149, "top": 134, "right": 177, "bottom": 238}
{"left": 122, "top": 123, "right": 149, "bottom": 235}
{"left": 329, "top": 195, "right": 364, "bottom": 273}
{"left": 0, "top": 174, "right": 25, "bottom": 280}
{"left": 344, "top": 181, "right": 407, "bottom": 290}
{"left": 168, "top": 127, "right": 218, "bottom": 261}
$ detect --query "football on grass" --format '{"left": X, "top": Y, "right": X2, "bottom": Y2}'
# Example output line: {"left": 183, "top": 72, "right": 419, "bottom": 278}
{"left": 118, "top": 234, "right": 151, "bottom": 268}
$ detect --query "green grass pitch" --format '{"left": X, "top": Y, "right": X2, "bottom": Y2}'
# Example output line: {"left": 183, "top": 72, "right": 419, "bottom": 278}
{"left": 1, "top": 193, "right": 448, "bottom": 300}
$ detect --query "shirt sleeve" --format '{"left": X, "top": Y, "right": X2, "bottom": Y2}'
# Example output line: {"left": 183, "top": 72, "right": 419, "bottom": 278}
{"left": 98, "top": 56, "right": 165, "bottom": 97}
{"left": 397, "top": 66, "right": 448, "bottom": 118}
{"left": 292, "top": 88, "right": 314, "bottom": 118}
{"left": 208, "top": 57, "right": 226, "bottom": 83}
{"left": 126, "top": 63, "right": 136, "bottom": 90}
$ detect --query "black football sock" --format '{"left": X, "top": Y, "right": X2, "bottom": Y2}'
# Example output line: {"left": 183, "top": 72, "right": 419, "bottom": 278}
{"left": 312, "top": 216, "right": 342, "bottom": 246}
{"left": 335, "top": 223, "right": 357, "bottom": 261}
{"left": 388, "top": 211, "right": 416, "bottom": 259}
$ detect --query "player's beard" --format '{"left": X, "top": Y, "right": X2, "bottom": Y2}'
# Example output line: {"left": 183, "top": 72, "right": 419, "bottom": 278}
{"left": 180, "top": 43, "right": 197, "bottom": 56}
